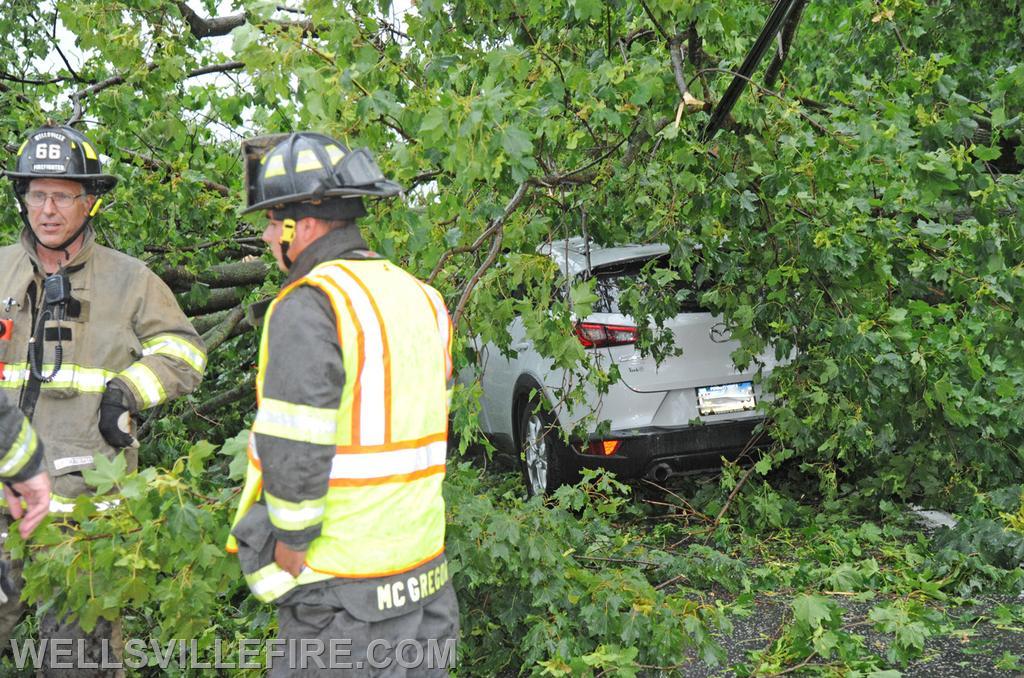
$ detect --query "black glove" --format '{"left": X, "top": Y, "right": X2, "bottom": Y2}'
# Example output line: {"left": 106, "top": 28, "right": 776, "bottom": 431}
{"left": 99, "top": 385, "right": 137, "bottom": 449}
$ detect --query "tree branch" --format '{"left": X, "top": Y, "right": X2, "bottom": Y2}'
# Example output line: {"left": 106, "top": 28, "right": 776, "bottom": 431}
{"left": 174, "top": 1, "right": 314, "bottom": 39}
{"left": 192, "top": 377, "right": 255, "bottom": 418}
{"left": 637, "top": 0, "right": 670, "bottom": 43}
{"left": 118, "top": 146, "right": 231, "bottom": 197}
{"left": 451, "top": 182, "right": 531, "bottom": 328}
{"left": 668, "top": 33, "right": 689, "bottom": 98}
{"left": 175, "top": 2, "right": 247, "bottom": 38}
{"left": 160, "top": 259, "right": 270, "bottom": 292}
{"left": 0, "top": 73, "right": 66, "bottom": 85}
{"left": 178, "top": 287, "right": 246, "bottom": 316}
{"left": 201, "top": 305, "right": 246, "bottom": 354}
{"left": 186, "top": 61, "right": 245, "bottom": 79}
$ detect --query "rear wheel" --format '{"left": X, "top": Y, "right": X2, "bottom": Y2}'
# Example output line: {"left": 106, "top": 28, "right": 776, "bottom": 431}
{"left": 517, "top": 394, "right": 569, "bottom": 496}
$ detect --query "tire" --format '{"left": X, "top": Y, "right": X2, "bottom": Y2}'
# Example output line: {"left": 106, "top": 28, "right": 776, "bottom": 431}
{"left": 516, "top": 394, "right": 570, "bottom": 496}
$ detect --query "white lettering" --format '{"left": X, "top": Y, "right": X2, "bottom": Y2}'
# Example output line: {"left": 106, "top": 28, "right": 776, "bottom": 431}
{"left": 238, "top": 639, "right": 261, "bottom": 668}
{"left": 124, "top": 638, "right": 147, "bottom": 669}
{"left": 49, "top": 638, "right": 73, "bottom": 668}
{"left": 407, "top": 575, "right": 420, "bottom": 602}
{"left": 10, "top": 638, "right": 45, "bottom": 668}
{"left": 396, "top": 638, "right": 424, "bottom": 669}
{"left": 377, "top": 583, "right": 392, "bottom": 610}
{"left": 149, "top": 638, "right": 176, "bottom": 667}
{"left": 367, "top": 639, "right": 392, "bottom": 668}
{"left": 428, "top": 638, "right": 457, "bottom": 669}
{"left": 329, "top": 638, "right": 351, "bottom": 668}
{"left": 392, "top": 580, "right": 406, "bottom": 607}
{"left": 99, "top": 639, "right": 121, "bottom": 668}
{"left": 190, "top": 639, "right": 210, "bottom": 668}
{"left": 54, "top": 455, "right": 94, "bottom": 470}
{"left": 267, "top": 638, "right": 287, "bottom": 669}
{"left": 213, "top": 637, "right": 234, "bottom": 668}
{"left": 299, "top": 638, "right": 324, "bottom": 669}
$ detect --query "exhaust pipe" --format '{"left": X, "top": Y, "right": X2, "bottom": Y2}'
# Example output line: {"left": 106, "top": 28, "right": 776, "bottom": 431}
{"left": 649, "top": 463, "right": 672, "bottom": 483}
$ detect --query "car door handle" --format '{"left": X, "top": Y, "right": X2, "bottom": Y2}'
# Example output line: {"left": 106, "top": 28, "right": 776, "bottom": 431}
{"left": 511, "top": 342, "right": 530, "bottom": 350}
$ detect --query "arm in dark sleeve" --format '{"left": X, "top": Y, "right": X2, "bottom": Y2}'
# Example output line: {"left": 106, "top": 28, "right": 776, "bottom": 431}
{"left": 251, "top": 286, "right": 343, "bottom": 549}
{"left": 0, "top": 392, "right": 43, "bottom": 483}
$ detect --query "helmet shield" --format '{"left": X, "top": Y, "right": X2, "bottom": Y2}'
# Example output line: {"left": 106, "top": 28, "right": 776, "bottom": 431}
{"left": 241, "top": 132, "right": 402, "bottom": 214}
{"left": 5, "top": 125, "right": 118, "bottom": 195}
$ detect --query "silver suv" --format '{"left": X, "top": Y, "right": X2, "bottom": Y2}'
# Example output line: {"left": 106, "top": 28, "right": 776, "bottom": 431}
{"left": 469, "top": 237, "right": 778, "bottom": 495}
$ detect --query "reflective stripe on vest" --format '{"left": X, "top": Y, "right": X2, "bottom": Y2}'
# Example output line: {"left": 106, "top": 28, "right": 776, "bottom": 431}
{"left": 227, "top": 259, "right": 452, "bottom": 587}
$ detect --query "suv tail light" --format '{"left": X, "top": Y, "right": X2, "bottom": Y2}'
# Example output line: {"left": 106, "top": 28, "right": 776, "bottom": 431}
{"left": 588, "top": 440, "right": 622, "bottom": 456}
{"left": 575, "top": 322, "right": 639, "bottom": 348}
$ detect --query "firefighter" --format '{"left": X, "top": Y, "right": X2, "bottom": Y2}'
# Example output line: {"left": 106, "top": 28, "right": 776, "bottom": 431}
{"left": 0, "top": 391, "right": 50, "bottom": 643}
{"left": 0, "top": 124, "right": 207, "bottom": 674}
{"left": 228, "top": 132, "right": 458, "bottom": 676}
{"left": 0, "top": 393, "right": 50, "bottom": 542}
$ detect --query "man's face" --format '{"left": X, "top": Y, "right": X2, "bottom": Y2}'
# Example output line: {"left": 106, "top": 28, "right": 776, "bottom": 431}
{"left": 261, "top": 215, "right": 289, "bottom": 272}
{"left": 25, "top": 178, "right": 96, "bottom": 250}
{"left": 262, "top": 212, "right": 323, "bottom": 272}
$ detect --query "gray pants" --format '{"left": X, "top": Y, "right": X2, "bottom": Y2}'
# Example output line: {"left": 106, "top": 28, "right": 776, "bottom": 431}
{"left": 270, "top": 582, "right": 459, "bottom": 677}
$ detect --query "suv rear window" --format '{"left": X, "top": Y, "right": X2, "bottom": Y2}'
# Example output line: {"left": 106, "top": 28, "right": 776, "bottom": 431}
{"left": 592, "top": 257, "right": 709, "bottom": 314}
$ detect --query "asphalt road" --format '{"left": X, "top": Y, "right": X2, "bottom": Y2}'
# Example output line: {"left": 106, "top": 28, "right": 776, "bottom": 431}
{"left": 681, "top": 594, "right": 1024, "bottom": 677}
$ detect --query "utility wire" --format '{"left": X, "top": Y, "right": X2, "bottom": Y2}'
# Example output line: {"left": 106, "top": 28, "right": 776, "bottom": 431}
{"left": 701, "top": 0, "right": 803, "bottom": 142}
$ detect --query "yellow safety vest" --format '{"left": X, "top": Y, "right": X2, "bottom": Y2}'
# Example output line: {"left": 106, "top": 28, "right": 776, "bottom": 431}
{"left": 227, "top": 258, "right": 453, "bottom": 602}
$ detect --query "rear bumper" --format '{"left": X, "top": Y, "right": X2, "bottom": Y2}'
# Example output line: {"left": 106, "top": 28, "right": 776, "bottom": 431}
{"left": 572, "top": 418, "right": 769, "bottom": 480}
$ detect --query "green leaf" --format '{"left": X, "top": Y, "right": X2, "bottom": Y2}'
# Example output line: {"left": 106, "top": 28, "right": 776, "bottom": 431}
{"left": 501, "top": 126, "right": 533, "bottom": 159}
{"left": 419, "top": 108, "right": 447, "bottom": 134}
{"left": 792, "top": 594, "right": 834, "bottom": 629}
{"left": 82, "top": 454, "right": 128, "bottom": 494}
{"left": 571, "top": 0, "right": 602, "bottom": 21}
{"left": 973, "top": 145, "right": 1002, "bottom": 161}
{"left": 187, "top": 440, "right": 217, "bottom": 477}
{"left": 220, "top": 431, "right": 250, "bottom": 482}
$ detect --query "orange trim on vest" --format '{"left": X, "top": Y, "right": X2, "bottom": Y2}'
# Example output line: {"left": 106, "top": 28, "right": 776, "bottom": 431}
{"left": 315, "top": 275, "right": 366, "bottom": 445}
{"left": 327, "top": 464, "right": 446, "bottom": 488}
{"left": 334, "top": 430, "right": 447, "bottom": 454}
{"left": 419, "top": 282, "right": 453, "bottom": 380}
{"left": 335, "top": 263, "right": 393, "bottom": 445}
{"left": 305, "top": 545, "right": 445, "bottom": 579}
{"left": 299, "top": 278, "right": 346, "bottom": 365}
{"left": 250, "top": 431, "right": 448, "bottom": 469}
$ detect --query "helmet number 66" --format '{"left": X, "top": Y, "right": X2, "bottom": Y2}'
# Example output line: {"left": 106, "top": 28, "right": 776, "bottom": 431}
{"left": 35, "top": 143, "right": 62, "bottom": 160}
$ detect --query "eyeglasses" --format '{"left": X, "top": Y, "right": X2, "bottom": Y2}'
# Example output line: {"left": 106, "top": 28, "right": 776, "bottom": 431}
{"left": 23, "top": 191, "right": 87, "bottom": 208}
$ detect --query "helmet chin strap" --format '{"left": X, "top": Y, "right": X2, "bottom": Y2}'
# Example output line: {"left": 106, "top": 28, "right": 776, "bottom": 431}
{"left": 19, "top": 197, "right": 103, "bottom": 262}
{"left": 280, "top": 218, "right": 297, "bottom": 270}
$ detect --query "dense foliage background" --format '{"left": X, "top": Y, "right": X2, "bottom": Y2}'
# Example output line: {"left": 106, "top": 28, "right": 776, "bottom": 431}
{"left": 0, "top": 0, "right": 1022, "bottom": 674}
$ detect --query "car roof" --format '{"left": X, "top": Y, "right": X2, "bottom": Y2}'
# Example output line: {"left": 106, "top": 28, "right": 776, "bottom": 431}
{"left": 538, "top": 237, "right": 670, "bottom": 277}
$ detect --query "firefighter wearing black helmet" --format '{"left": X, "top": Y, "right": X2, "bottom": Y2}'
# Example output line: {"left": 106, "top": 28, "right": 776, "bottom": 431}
{"left": 227, "top": 132, "right": 459, "bottom": 676}
{"left": 0, "top": 124, "right": 207, "bottom": 672}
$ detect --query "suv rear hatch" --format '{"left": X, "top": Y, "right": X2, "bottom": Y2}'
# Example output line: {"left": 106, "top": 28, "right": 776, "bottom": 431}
{"left": 585, "top": 257, "right": 754, "bottom": 397}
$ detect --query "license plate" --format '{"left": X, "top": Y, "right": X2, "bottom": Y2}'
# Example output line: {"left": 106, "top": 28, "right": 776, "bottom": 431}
{"left": 696, "top": 381, "right": 756, "bottom": 416}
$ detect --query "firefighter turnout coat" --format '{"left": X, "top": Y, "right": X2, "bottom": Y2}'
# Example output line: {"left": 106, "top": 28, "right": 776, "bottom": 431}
{"left": 0, "top": 227, "right": 206, "bottom": 505}
{"left": 0, "top": 392, "right": 42, "bottom": 484}
{"left": 227, "top": 227, "right": 454, "bottom": 618}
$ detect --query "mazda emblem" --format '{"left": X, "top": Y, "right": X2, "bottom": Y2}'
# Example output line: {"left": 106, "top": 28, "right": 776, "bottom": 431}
{"left": 709, "top": 322, "right": 731, "bottom": 343}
